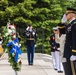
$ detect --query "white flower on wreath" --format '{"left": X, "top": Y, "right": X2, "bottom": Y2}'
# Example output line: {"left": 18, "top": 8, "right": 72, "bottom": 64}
{"left": 18, "top": 58, "right": 21, "bottom": 63}
{"left": 18, "top": 44, "right": 21, "bottom": 47}
{"left": 5, "top": 33, "right": 9, "bottom": 36}
{"left": 12, "top": 53, "right": 15, "bottom": 57}
{"left": 18, "top": 55, "right": 21, "bottom": 63}
{"left": 8, "top": 29, "right": 12, "bottom": 35}
{"left": 11, "top": 25, "right": 15, "bottom": 29}
{"left": 12, "top": 35, "right": 16, "bottom": 39}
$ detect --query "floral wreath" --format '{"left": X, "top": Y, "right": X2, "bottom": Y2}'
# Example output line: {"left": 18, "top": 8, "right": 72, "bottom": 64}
{"left": 5, "top": 21, "right": 22, "bottom": 71}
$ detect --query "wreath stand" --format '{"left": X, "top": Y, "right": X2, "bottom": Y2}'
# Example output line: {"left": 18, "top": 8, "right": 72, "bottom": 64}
{"left": 14, "top": 70, "right": 18, "bottom": 75}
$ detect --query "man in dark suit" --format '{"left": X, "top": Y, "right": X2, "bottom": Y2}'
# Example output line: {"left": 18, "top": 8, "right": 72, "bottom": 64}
{"left": 24, "top": 25, "right": 37, "bottom": 65}
{"left": 61, "top": 7, "right": 76, "bottom": 75}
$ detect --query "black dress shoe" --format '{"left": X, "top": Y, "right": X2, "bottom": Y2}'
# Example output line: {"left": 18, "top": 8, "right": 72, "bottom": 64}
{"left": 54, "top": 68, "right": 57, "bottom": 70}
{"left": 58, "top": 71, "right": 63, "bottom": 73}
{"left": 28, "top": 63, "right": 31, "bottom": 65}
{"left": 28, "top": 63, "right": 30, "bottom": 65}
{"left": 30, "top": 63, "right": 33, "bottom": 65}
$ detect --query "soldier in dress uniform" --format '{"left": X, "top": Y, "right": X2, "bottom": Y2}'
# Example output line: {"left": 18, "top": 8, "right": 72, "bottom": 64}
{"left": 49, "top": 27, "right": 63, "bottom": 73}
{"left": 24, "top": 25, "right": 37, "bottom": 65}
{"left": 49, "top": 27, "right": 58, "bottom": 70}
{"left": 61, "top": 7, "right": 76, "bottom": 75}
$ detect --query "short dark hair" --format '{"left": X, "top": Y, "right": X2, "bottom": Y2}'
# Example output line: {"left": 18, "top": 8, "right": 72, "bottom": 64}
{"left": 28, "top": 24, "right": 32, "bottom": 27}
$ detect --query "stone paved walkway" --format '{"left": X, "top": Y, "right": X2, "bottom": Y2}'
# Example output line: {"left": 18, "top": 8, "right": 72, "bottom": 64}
{"left": 0, "top": 53, "right": 64, "bottom": 75}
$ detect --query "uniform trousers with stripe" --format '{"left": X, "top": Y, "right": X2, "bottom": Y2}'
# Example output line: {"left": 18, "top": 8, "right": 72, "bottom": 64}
{"left": 62, "top": 58, "right": 72, "bottom": 75}
{"left": 55, "top": 51, "right": 63, "bottom": 71}
{"left": 27, "top": 45, "right": 35, "bottom": 64}
{"left": 51, "top": 52, "right": 57, "bottom": 69}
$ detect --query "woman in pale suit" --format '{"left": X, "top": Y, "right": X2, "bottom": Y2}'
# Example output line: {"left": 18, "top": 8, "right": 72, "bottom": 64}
{"left": 56, "top": 23, "right": 67, "bottom": 74}
{"left": 57, "top": 23, "right": 66, "bottom": 62}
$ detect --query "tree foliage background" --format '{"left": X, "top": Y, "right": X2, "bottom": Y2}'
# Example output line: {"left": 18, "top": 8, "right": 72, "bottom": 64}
{"left": 0, "top": 0, "right": 76, "bottom": 54}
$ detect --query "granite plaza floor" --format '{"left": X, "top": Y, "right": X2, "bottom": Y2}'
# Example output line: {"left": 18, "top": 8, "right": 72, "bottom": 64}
{"left": 0, "top": 53, "right": 64, "bottom": 75}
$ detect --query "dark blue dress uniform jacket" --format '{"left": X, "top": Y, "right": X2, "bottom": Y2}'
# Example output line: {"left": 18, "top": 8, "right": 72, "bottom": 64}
{"left": 49, "top": 34, "right": 56, "bottom": 52}
{"left": 49, "top": 34, "right": 60, "bottom": 52}
{"left": 23, "top": 30, "right": 37, "bottom": 46}
{"left": 64, "top": 19, "right": 76, "bottom": 58}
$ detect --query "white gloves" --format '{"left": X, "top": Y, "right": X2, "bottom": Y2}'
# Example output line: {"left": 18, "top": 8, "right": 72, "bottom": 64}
{"left": 70, "top": 55, "right": 76, "bottom": 61}
{"left": 35, "top": 45, "right": 36, "bottom": 47}
{"left": 61, "top": 14, "right": 67, "bottom": 23}
{"left": 57, "top": 48, "right": 60, "bottom": 51}
{"left": 26, "top": 26, "right": 29, "bottom": 31}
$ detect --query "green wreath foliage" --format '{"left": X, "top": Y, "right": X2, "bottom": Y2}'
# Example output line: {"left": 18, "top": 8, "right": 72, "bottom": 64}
{"left": 2, "top": 25, "right": 22, "bottom": 71}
